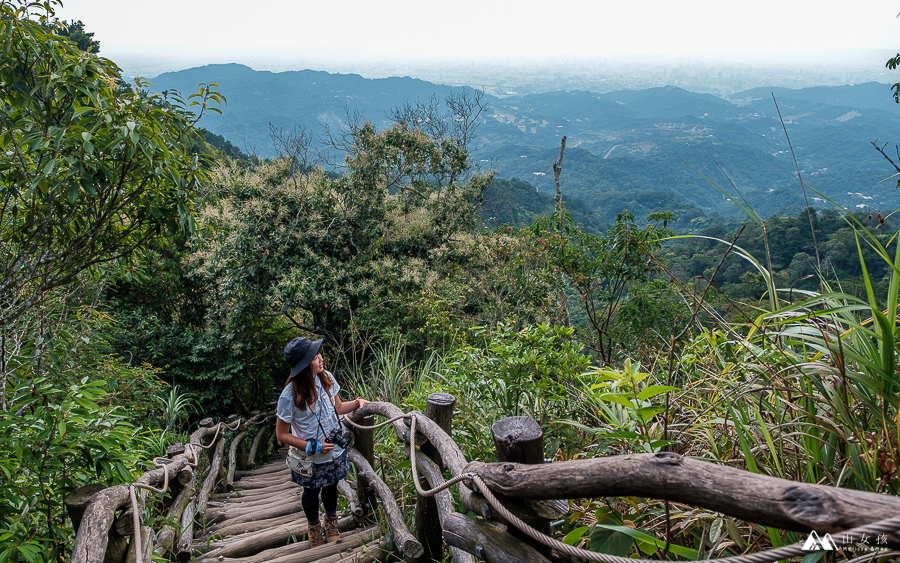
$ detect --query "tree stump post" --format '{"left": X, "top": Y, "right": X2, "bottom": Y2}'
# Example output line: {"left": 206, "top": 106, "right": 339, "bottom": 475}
{"left": 491, "top": 416, "right": 551, "bottom": 558}
{"left": 350, "top": 414, "right": 377, "bottom": 518}
{"left": 421, "top": 393, "right": 455, "bottom": 471}
{"left": 414, "top": 393, "right": 456, "bottom": 562}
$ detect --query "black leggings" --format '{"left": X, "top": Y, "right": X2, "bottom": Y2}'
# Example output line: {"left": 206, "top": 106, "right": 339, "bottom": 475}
{"left": 301, "top": 483, "right": 338, "bottom": 525}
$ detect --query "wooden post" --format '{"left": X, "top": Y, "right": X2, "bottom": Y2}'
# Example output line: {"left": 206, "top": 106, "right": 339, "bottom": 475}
{"left": 104, "top": 528, "right": 129, "bottom": 563}
{"left": 491, "top": 416, "right": 551, "bottom": 558}
{"left": 414, "top": 452, "right": 476, "bottom": 563}
{"left": 175, "top": 499, "right": 195, "bottom": 563}
{"left": 64, "top": 484, "right": 106, "bottom": 534}
{"left": 415, "top": 393, "right": 456, "bottom": 562}
{"left": 236, "top": 433, "right": 249, "bottom": 470}
{"left": 420, "top": 393, "right": 455, "bottom": 471}
{"left": 197, "top": 433, "right": 225, "bottom": 522}
{"left": 246, "top": 424, "right": 267, "bottom": 469}
{"left": 264, "top": 416, "right": 280, "bottom": 458}
{"left": 154, "top": 473, "right": 196, "bottom": 558}
{"left": 349, "top": 414, "right": 377, "bottom": 517}
{"left": 124, "top": 526, "right": 153, "bottom": 563}
{"left": 226, "top": 427, "right": 248, "bottom": 490}
{"left": 337, "top": 480, "right": 364, "bottom": 518}
{"left": 348, "top": 449, "right": 424, "bottom": 558}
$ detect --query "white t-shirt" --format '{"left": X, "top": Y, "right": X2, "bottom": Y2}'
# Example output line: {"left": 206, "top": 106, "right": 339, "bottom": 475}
{"left": 276, "top": 372, "right": 344, "bottom": 463}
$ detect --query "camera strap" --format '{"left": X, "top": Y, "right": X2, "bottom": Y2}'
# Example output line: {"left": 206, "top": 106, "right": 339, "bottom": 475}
{"left": 313, "top": 377, "right": 341, "bottom": 440}
{"left": 314, "top": 409, "right": 328, "bottom": 440}
{"left": 319, "top": 372, "right": 342, "bottom": 426}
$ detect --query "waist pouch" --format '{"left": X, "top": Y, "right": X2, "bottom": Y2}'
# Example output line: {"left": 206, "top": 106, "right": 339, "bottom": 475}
{"left": 286, "top": 446, "right": 314, "bottom": 478}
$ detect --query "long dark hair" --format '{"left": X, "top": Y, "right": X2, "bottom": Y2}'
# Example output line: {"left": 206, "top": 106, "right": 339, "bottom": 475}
{"left": 285, "top": 364, "right": 333, "bottom": 411}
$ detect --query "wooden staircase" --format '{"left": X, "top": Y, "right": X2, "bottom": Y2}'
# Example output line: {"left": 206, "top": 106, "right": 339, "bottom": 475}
{"left": 188, "top": 458, "right": 385, "bottom": 563}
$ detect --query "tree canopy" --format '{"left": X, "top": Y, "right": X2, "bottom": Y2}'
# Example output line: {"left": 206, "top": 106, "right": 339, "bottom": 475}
{"left": 0, "top": 0, "right": 224, "bottom": 328}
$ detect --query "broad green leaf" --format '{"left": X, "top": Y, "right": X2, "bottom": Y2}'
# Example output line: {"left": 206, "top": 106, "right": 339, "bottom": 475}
{"left": 637, "top": 385, "right": 677, "bottom": 401}
{"left": 562, "top": 526, "right": 589, "bottom": 546}
{"left": 593, "top": 523, "right": 700, "bottom": 559}
{"left": 587, "top": 522, "right": 632, "bottom": 557}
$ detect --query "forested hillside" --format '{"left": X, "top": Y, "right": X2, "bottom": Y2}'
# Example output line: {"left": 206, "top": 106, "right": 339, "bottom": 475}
{"left": 153, "top": 65, "right": 900, "bottom": 223}
{"left": 4, "top": 2, "right": 900, "bottom": 561}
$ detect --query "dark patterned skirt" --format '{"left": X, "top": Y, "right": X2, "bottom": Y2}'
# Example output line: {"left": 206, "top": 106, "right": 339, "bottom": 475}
{"left": 290, "top": 450, "right": 349, "bottom": 489}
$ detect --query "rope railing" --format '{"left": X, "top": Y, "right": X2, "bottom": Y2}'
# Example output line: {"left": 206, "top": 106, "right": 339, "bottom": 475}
{"left": 344, "top": 407, "right": 900, "bottom": 563}
{"left": 127, "top": 418, "right": 243, "bottom": 563}
{"left": 68, "top": 398, "right": 900, "bottom": 563}
{"left": 68, "top": 414, "right": 263, "bottom": 563}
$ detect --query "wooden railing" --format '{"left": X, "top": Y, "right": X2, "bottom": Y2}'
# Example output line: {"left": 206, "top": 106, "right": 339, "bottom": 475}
{"left": 66, "top": 413, "right": 274, "bottom": 563}
{"left": 65, "top": 394, "right": 900, "bottom": 563}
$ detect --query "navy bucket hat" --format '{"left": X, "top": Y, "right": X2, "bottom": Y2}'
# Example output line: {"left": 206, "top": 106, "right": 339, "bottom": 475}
{"left": 284, "top": 337, "right": 323, "bottom": 379}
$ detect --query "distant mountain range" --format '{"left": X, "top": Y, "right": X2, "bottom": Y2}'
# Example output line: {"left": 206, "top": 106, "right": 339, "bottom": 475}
{"left": 152, "top": 63, "right": 900, "bottom": 223}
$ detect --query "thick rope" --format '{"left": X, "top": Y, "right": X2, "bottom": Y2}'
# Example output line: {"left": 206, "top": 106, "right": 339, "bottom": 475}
{"left": 845, "top": 551, "right": 900, "bottom": 563}
{"left": 408, "top": 414, "right": 470, "bottom": 497}
{"left": 183, "top": 419, "right": 228, "bottom": 468}
{"left": 391, "top": 411, "right": 900, "bottom": 563}
{"left": 471, "top": 473, "right": 900, "bottom": 563}
{"left": 344, "top": 413, "right": 411, "bottom": 430}
{"left": 129, "top": 484, "right": 141, "bottom": 562}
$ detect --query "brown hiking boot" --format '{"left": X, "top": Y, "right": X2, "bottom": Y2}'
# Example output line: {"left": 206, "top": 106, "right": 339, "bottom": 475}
{"left": 308, "top": 521, "right": 325, "bottom": 548}
{"left": 324, "top": 515, "right": 341, "bottom": 543}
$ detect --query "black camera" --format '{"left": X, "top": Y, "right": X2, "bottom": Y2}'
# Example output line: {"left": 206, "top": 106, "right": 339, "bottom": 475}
{"left": 326, "top": 428, "right": 351, "bottom": 449}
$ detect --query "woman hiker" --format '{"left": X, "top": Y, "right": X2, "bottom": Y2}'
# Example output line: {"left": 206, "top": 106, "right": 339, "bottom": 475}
{"left": 276, "top": 337, "right": 369, "bottom": 547}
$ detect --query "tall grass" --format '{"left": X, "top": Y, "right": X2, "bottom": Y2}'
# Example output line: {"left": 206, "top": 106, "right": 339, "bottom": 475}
{"left": 665, "top": 153, "right": 900, "bottom": 490}
{"left": 348, "top": 334, "right": 443, "bottom": 407}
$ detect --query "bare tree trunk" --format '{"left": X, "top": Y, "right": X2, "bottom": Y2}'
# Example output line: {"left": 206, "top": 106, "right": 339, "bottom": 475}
{"left": 552, "top": 136, "right": 566, "bottom": 210}
{"left": 551, "top": 136, "right": 570, "bottom": 327}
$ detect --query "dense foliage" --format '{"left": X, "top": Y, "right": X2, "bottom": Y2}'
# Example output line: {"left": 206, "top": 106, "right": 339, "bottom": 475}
{"left": 0, "top": 1, "right": 216, "bottom": 559}
{"left": 0, "top": 3, "right": 222, "bottom": 328}
{"left": 4, "top": 2, "right": 900, "bottom": 561}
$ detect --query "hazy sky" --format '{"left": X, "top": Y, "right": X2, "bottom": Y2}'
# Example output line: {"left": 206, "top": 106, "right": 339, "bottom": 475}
{"left": 55, "top": 0, "right": 900, "bottom": 65}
